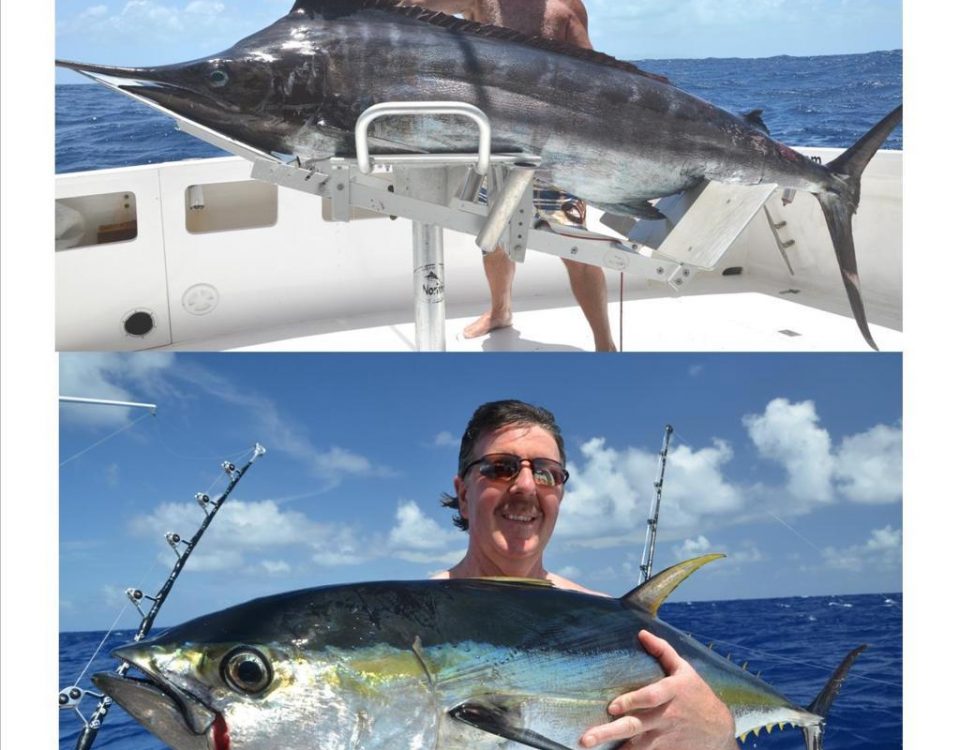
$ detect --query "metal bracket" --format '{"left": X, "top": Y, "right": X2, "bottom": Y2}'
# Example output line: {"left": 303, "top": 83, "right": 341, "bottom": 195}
{"left": 250, "top": 159, "right": 329, "bottom": 195}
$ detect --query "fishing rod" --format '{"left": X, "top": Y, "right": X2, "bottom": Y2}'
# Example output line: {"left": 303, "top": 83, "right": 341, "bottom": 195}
{"left": 638, "top": 424, "right": 673, "bottom": 584}
{"left": 58, "top": 443, "right": 267, "bottom": 750}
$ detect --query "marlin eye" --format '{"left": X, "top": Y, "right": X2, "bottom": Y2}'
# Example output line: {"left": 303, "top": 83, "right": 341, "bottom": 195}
{"left": 209, "top": 69, "right": 229, "bottom": 87}
{"left": 222, "top": 647, "right": 272, "bottom": 694}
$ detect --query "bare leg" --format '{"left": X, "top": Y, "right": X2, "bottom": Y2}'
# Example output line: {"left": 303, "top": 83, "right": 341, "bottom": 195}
{"left": 463, "top": 246, "right": 516, "bottom": 338}
{"left": 561, "top": 258, "right": 617, "bottom": 352}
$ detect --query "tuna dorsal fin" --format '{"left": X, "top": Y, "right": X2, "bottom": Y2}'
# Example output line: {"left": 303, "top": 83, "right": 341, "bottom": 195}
{"left": 621, "top": 553, "right": 725, "bottom": 617}
{"left": 289, "top": 1, "right": 670, "bottom": 85}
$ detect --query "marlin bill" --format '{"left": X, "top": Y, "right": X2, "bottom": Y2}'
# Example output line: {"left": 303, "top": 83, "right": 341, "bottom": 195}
{"left": 56, "top": 0, "right": 902, "bottom": 349}
{"left": 93, "top": 556, "right": 864, "bottom": 750}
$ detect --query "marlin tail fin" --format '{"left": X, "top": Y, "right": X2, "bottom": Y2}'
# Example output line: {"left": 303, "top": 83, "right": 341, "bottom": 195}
{"left": 818, "top": 105, "right": 902, "bottom": 351}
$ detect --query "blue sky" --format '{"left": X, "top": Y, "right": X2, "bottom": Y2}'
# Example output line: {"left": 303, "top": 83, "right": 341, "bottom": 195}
{"left": 57, "top": 352, "right": 902, "bottom": 631}
{"left": 53, "top": 0, "right": 903, "bottom": 84}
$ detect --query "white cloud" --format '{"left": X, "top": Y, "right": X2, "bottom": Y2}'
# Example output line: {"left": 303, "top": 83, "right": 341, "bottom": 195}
{"left": 743, "top": 399, "right": 902, "bottom": 511}
{"left": 834, "top": 424, "right": 902, "bottom": 503}
{"left": 556, "top": 437, "right": 743, "bottom": 544}
{"left": 821, "top": 526, "right": 902, "bottom": 572}
{"left": 313, "top": 446, "right": 377, "bottom": 475}
{"left": 743, "top": 398, "right": 834, "bottom": 503}
{"left": 386, "top": 501, "right": 464, "bottom": 563}
{"left": 729, "top": 544, "right": 764, "bottom": 564}
{"left": 257, "top": 559, "right": 291, "bottom": 575}
{"left": 105, "top": 463, "right": 120, "bottom": 487}
{"left": 672, "top": 535, "right": 712, "bottom": 559}
{"left": 433, "top": 431, "right": 459, "bottom": 448}
{"left": 171, "top": 363, "right": 395, "bottom": 487}
{"left": 130, "top": 498, "right": 367, "bottom": 571}
{"left": 555, "top": 565, "right": 582, "bottom": 580}
{"left": 60, "top": 354, "right": 394, "bottom": 488}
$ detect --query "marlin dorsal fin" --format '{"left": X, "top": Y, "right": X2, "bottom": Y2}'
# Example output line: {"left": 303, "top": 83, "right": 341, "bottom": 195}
{"left": 621, "top": 553, "right": 725, "bottom": 617}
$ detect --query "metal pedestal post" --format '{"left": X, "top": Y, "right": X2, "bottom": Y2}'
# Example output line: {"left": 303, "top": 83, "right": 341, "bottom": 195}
{"left": 395, "top": 167, "right": 449, "bottom": 351}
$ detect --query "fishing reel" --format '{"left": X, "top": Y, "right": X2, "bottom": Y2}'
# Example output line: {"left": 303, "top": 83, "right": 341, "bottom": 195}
{"left": 125, "top": 587, "right": 157, "bottom": 618}
{"left": 165, "top": 531, "right": 185, "bottom": 559}
{"left": 58, "top": 685, "right": 107, "bottom": 727}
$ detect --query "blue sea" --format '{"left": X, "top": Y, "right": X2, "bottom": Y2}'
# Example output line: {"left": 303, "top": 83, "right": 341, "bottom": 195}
{"left": 59, "top": 592, "right": 902, "bottom": 750}
{"left": 55, "top": 50, "right": 902, "bottom": 174}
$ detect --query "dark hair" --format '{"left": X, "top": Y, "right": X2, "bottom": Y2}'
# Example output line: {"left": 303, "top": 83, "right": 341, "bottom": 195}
{"left": 441, "top": 400, "right": 566, "bottom": 531}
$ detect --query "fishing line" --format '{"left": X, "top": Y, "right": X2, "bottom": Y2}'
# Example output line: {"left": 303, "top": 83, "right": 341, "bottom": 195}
{"left": 668, "top": 429, "right": 831, "bottom": 557}
{"left": 679, "top": 630, "right": 902, "bottom": 690}
{"left": 145, "top": 414, "right": 254, "bottom": 462}
{"left": 62, "top": 445, "right": 267, "bottom": 750}
{"left": 71, "top": 551, "right": 170, "bottom": 684}
{"left": 59, "top": 412, "right": 155, "bottom": 467}
{"left": 619, "top": 272, "right": 624, "bottom": 352}
{"left": 763, "top": 508, "right": 824, "bottom": 555}
{"left": 72, "top": 606, "right": 130, "bottom": 686}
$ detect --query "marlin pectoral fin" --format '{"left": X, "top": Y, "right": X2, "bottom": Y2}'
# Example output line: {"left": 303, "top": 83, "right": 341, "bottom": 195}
{"left": 449, "top": 700, "right": 575, "bottom": 750}
{"left": 634, "top": 200, "right": 667, "bottom": 221}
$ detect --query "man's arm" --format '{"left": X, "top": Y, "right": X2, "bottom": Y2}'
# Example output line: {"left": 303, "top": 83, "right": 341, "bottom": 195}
{"left": 581, "top": 631, "right": 738, "bottom": 750}
{"left": 558, "top": 0, "right": 592, "bottom": 48}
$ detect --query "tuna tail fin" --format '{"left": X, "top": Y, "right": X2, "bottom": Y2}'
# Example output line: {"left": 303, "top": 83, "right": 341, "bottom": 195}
{"left": 817, "top": 105, "right": 902, "bottom": 351}
{"left": 621, "top": 553, "right": 725, "bottom": 617}
{"left": 800, "top": 644, "right": 868, "bottom": 750}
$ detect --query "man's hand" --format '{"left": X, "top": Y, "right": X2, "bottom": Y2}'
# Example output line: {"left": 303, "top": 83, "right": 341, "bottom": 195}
{"left": 579, "top": 630, "right": 739, "bottom": 750}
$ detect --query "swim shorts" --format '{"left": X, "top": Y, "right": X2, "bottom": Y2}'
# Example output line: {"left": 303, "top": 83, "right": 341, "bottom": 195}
{"left": 478, "top": 184, "right": 587, "bottom": 227}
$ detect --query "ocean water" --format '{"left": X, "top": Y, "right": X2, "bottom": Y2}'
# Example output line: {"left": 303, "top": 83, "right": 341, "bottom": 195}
{"left": 59, "top": 592, "right": 902, "bottom": 750}
{"left": 55, "top": 50, "right": 902, "bottom": 174}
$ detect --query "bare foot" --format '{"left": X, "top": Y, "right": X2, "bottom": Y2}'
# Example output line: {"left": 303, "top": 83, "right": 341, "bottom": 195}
{"left": 462, "top": 310, "right": 513, "bottom": 338}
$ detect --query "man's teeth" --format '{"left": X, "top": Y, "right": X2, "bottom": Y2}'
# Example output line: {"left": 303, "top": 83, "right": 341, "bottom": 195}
{"left": 502, "top": 511, "right": 537, "bottom": 522}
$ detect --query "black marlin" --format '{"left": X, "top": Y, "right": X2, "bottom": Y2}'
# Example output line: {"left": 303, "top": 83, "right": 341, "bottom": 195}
{"left": 57, "top": 0, "right": 902, "bottom": 349}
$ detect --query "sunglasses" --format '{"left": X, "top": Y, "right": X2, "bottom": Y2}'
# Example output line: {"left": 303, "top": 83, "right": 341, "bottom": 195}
{"left": 463, "top": 453, "right": 569, "bottom": 487}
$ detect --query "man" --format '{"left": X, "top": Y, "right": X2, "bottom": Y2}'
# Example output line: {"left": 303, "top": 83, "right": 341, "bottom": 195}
{"left": 435, "top": 400, "right": 738, "bottom": 750}
{"left": 403, "top": 0, "right": 617, "bottom": 351}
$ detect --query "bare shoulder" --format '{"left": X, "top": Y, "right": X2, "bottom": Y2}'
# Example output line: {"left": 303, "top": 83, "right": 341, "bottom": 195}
{"left": 430, "top": 570, "right": 452, "bottom": 579}
{"left": 557, "top": 0, "right": 589, "bottom": 24}
{"left": 546, "top": 572, "right": 608, "bottom": 596}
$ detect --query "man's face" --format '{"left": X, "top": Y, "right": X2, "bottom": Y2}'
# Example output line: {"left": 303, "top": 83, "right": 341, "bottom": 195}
{"left": 454, "top": 423, "right": 564, "bottom": 570}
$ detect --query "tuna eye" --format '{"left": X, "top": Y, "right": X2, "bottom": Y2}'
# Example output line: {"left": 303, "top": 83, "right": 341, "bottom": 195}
{"left": 209, "top": 69, "right": 229, "bottom": 87}
{"left": 222, "top": 647, "right": 272, "bottom": 694}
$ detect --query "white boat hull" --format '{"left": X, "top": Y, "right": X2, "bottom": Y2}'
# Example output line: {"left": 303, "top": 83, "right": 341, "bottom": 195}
{"left": 54, "top": 148, "right": 902, "bottom": 352}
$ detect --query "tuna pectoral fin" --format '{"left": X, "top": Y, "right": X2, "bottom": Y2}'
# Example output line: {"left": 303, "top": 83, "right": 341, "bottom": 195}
{"left": 800, "top": 645, "right": 868, "bottom": 750}
{"left": 816, "top": 193, "right": 876, "bottom": 350}
{"left": 622, "top": 553, "right": 725, "bottom": 617}
{"left": 449, "top": 700, "right": 575, "bottom": 750}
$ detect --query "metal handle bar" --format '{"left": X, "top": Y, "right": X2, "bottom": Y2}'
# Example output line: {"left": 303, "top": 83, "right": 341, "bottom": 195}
{"left": 354, "top": 101, "right": 492, "bottom": 176}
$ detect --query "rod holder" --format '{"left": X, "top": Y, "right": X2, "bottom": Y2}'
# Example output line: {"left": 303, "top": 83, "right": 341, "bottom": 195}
{"left": 458, "top": 167, "right": 485, "bottom": 202}
{"left": 476, "top": 162, "right": 538, "bottom": 254}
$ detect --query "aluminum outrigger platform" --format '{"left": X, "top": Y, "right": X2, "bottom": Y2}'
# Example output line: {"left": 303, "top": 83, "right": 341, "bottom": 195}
{"left": 172, "top": 98, "right": 782, "bottom": 351}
